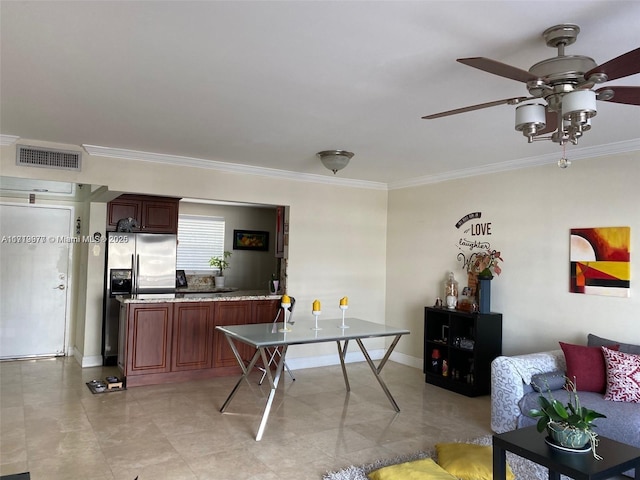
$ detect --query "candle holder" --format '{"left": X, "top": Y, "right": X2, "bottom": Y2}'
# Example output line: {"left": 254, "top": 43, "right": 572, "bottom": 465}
{"left": 311, "top": 310, "right": 322, "bottom": 330}
{"left": 339, "top": 305, "right": 349, "bottom": 328}
{"left": 279, "top": 301, "right": 292, "bottom": 332}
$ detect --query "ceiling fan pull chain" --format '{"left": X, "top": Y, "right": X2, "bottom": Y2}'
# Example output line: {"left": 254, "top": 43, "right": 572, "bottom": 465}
{"left": 558, "top": 143, "right": 571, "bottom": 169}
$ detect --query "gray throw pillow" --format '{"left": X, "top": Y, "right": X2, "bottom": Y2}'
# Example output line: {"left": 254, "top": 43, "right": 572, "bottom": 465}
{"left": 588, "top": 333, "right": 640, "bottom": 355}
{"left": 530, "top": 370, "right": 566, "bottom": 392}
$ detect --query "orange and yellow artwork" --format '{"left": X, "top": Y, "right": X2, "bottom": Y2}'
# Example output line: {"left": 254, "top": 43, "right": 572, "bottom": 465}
{"left": 570, "top": 226, "right": 630, "bottom": 297}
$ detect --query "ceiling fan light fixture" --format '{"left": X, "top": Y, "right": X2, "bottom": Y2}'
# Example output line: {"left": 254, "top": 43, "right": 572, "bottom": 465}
{"left": 562, "top": 90, "right": 597, "bottom": 120}
{"left": 515, "top": 103, "right": 546, "bottom": 142}
{"left": 317, "top": 150, "right": 354, "bottom": 174}
{"left": 562, "top": 90, "right": 597, "bottom": 144}
{"left": 422, "top": 24, "right": 640, "bottom": 154}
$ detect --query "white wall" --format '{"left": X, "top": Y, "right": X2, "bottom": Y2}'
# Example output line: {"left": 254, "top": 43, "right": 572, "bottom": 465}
{"left": 2, "top": 140, "right": 639, "bottom": 369}
{"left": 386, "top": 151, "right": 640, "bottom": 360}
{"left": 0, "top": 140, "right": 389, "bottom": 364}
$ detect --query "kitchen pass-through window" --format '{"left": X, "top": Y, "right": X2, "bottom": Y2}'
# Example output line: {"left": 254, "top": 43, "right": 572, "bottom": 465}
{"left": 177, "top": 214, "right": 225, "bottom": 272}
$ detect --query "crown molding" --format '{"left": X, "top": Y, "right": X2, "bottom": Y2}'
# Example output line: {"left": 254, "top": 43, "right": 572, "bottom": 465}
{"left": 80, "top": 139, "right": 640, "bottom": 191}
{"left": 387, "top": 138, "right": 640, "bottom": 190}
{"left": 82, "top": 144, "right": 387, "bottom": 191}
{"left": 0, "top": 135, "right": 20, "bottom": 146}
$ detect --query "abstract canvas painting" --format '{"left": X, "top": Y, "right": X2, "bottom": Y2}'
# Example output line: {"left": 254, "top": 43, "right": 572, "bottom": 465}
{"left": 570, "top": 226, "right": 630, "bottom": 297}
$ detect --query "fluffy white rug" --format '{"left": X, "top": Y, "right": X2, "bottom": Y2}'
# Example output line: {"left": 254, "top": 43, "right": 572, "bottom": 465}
{"left": 322, "top": 435, "right": 561, "bottom": 480}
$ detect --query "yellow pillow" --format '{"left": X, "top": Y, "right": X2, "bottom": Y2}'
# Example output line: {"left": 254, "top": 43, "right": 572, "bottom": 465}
{"left": 435, "top": 443, "right": 515, "bottom": 480}
{"left": 367, "top": 458, "right": 458, "bottom": 480}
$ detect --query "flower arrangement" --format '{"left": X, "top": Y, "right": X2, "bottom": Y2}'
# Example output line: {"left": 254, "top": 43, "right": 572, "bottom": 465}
{"left": 467, "top": 249, "right": 503, "bottom": 278}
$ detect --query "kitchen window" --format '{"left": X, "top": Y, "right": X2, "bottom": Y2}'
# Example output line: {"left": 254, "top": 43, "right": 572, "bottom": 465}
{"left": 176, "top": 215, "right": 225, "bottom": 272}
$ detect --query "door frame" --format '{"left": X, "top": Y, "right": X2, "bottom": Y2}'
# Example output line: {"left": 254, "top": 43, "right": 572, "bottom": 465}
{"left": 0, "top": 201, "right": 75, "bottom": 359}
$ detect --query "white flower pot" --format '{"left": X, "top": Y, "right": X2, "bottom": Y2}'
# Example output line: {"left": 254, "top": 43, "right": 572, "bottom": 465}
{"left": 214, "top": 276, "right": 225, "bottom": 288}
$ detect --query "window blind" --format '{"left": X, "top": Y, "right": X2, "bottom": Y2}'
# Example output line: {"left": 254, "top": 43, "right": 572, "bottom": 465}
{"left": 176, "top": 215, "right": 225, "bottom": 272}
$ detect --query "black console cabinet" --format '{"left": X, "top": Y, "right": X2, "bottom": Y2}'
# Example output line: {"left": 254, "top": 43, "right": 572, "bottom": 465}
{"left": 423, "top": 307, "right": 502, "bottom": 396}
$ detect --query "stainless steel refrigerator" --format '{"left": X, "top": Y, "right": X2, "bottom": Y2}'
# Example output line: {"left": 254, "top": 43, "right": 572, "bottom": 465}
{"left": 102, "top": 232, "right": 177, "bottom": 365}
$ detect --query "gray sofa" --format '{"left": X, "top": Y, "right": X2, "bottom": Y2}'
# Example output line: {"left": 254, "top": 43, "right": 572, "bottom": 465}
{"left": 491, "top": 334, "right": 640, "bottom": 476}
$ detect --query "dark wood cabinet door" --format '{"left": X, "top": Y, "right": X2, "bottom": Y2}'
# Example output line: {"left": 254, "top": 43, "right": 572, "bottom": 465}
{"left": 172, "top": 303, "right": 214, "bottom": 371}
{"left": 107, "top": 194, "right": 179, "bottom": 233}
{"left": 252, "top": 299, "right": 280, "bottom": 325}
{"left": 141, "top": 199, "right": 178, "bottom": 233}
{"left": 126, "top": 304, "right": 172, "bottom": 375}
{"left": 107, "top": 198, "right": 142, "bottom": 231}
{"left": 213, "top": 301, "right": 253, "bottom": 367}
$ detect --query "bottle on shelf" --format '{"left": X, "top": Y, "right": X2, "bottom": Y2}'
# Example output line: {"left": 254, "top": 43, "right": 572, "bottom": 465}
{"left": 431, "top": 349, "right": 441, "bottom": 373}
{"left": 442, "top": 359, "right": 449, "bottom": 377}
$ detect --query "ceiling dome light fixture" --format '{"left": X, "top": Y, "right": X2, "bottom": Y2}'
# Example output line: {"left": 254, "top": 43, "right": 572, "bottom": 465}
{"left": 317, "top": 150, "right": 354, "bottom": 174}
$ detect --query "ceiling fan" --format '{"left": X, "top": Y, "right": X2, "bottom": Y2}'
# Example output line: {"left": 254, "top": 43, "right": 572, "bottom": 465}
{"left": 422, "top": 24, "right": 640, "bottom": 161}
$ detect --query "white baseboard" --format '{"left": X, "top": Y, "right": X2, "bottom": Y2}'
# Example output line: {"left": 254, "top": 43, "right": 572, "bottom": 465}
{"left": 73, "top": 345, "right": 424, "bottom": 372}
{"left": 389, "top": 350, "right": 423, "bottom": 370}
{"left": 73, "top": 347, "right": 103, "bottom": 368}
{"left": 286, "top": 348, "right": 423, "bottom": 371}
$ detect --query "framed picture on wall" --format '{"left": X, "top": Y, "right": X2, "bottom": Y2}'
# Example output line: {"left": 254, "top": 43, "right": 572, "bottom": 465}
{"left": 233, "top": 230, "right": 269, "bottom": 251}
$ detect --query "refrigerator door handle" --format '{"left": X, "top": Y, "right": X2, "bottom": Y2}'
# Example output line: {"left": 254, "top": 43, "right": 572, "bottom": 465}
{"left": 131, "top": 254, "right": 137, "bottom": 294}
{"left": 135, "top": 254, "right": 141, "bottom": 294}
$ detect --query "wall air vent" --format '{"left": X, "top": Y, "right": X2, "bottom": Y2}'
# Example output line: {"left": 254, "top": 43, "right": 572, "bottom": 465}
{"left": 16, "top": 145, "right": 81, "bottom": 171}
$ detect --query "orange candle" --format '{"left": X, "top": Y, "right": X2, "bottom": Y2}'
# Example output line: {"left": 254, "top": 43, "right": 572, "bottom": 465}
{"left": 339, "top": 296, "right": 348, "bottom": 306}
{"left": 312, "top": 299, "right": 321, "bottom": 312}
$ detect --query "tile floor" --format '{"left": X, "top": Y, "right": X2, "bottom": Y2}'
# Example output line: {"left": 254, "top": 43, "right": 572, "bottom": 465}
{"left": 2, "top": 357, "right": 493, "bottom": 479}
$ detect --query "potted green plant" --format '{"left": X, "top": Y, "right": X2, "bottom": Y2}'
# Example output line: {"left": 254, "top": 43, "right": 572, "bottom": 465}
{"left": 209, "top": 251, "right": 231, "bottom": 287}
{"left": 528, "top": 377, "right": 606, "bottom": 458}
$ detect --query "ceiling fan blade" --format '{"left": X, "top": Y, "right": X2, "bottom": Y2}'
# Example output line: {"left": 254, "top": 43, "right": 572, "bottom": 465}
{"left": 536, "top": 109, "right": 559, "bottom": 135}
{"left": 586, "top": 47, "right": 640, "bottom": 82}
{"left": 422, "top": 97, "right": 530, "bottom": 120}
{"left": 596, "top": 86, "right": 640, "bottom": 106}
{"left": 457, "top": 57, "right": 539, "bottom": 83}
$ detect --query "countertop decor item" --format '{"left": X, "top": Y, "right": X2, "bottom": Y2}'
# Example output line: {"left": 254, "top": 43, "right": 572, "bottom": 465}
{"left": 466, "top": 249, "right": 503, "bottom": 312}
{"left": 279, "top": 294, "right": 292, "bottom": 332}
{"left": 339, "top": 296, "right": 349, "bottom": 329}
{"left": 209, "top": 251, "right": 232, "bottom": 287}
{"left": 467, "top": 249, "right": 503, "bottom": 278}
{"left": 443, "top": 272, "right": 459, "bottom": 309}
{"left": 269, "top": 273, "right": 279, "bottom": 293}
{"left": 528, "top": 376, "right": 606, "bottom": 458}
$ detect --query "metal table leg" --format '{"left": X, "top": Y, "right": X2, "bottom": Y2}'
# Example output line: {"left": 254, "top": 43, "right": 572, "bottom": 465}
{"left": 220, "top": 335, "right": 261, "bottom": 413}
{"left": 255, "top": 344, "right": 288, "bottom": 441}
{"left": 355, "top": 335, "right": 403, "bottom": 412}
{"left": 336, "top": 340, "right": 351, "bottom": 392}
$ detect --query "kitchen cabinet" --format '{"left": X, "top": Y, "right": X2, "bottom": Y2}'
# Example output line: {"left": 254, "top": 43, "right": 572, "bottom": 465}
{"left": 213, "top": 299, "right": 280, "bottom": 368}
{"left": 213, "top": 301, "right": 254, "bottom": 367}
{"left": 172, "top": 302, "right": 215, "bottom": 371}
{"left": 119, "top": 298, "right": 280, "bottom": 387}
{"left": 123, "top": 303, "right": 173, "bottom": 376}
{"left": 423, "top": 306, "right": 502, "bottom": 397}
{"left": 107, "top": 194, "right": 179, "bottom": 233}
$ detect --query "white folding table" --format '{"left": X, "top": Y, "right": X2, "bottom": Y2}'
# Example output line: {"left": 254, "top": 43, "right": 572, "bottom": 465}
{"left": 216, "top": 318, "right": 410, "bottom": 441}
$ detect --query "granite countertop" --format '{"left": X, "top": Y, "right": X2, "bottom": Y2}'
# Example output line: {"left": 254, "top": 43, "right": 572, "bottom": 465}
{"left": 117, "top": 290, "right": 281, "bottom": 303}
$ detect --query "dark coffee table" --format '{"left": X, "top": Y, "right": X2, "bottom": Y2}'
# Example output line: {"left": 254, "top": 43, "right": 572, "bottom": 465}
{"left": 493, "top": 426, "right": 640, "bottom": 480}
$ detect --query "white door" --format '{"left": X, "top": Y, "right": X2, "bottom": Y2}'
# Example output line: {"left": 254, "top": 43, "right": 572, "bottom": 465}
{"left": 0, "top": 203, "right": 72, "bottom": 359}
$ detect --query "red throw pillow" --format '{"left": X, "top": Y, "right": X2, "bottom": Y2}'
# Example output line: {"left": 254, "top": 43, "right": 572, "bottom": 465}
{"left": 559, "top": 342, "right": 619, "bottom": 393}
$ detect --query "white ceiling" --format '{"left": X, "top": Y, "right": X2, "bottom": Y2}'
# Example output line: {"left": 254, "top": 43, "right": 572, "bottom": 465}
{"left": 1, "top": 1, "right": 639, "bottom": 187}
